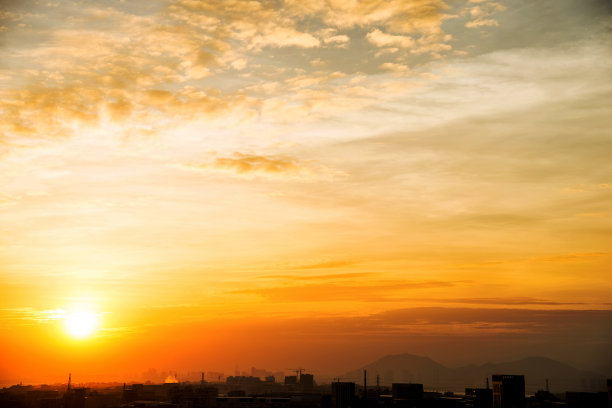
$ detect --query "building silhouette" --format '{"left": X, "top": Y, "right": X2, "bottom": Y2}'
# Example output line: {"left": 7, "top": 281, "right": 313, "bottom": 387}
{"left": 391, "top": 383, "right": 423, "bottom": 400}
{"left": 465, "top": 387, "right": 493, "bottom": 408}
{"left": 284, "top": 376, "right": 297, "bottom": 385}
{"left": 300, "top": 374, "right": 314, "bottom": 390}
{"left": 492, "top": 375, "right": 525, "bottom": 408}
{"left": 565, "top": 391, "right": 608, "bottom": 408}
{"left": 332, "top": 382, "right": 355, "bottom": 408}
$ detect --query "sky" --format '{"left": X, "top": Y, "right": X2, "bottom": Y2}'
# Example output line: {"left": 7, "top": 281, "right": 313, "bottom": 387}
{"left": 1, "top": 0, "right": 611, "bottom": 385}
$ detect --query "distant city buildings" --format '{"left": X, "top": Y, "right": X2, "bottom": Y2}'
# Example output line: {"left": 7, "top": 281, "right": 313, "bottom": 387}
{"left": 391, "top": 383, "right": 423, "bottom": 401}
{"left": 284, "top": 376, "right": 297, "bottom": 386}
{"left": 1, "top": 371, "right": 611, "bottom": 408}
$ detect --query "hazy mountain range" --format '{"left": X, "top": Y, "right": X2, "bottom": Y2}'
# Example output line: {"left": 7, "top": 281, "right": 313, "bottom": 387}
{"left": 343, "top": 354, "right": 608, "bottom": 394}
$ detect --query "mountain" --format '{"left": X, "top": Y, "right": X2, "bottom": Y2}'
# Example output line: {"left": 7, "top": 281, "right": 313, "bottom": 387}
{"left": 589, "top": 361, "right": 612, "bottom": 378}
{"left": 344, "top": 354, "right": 445, "bottom": 386}
{"left": 343, "top": 354, "right": 607, "bottom": 393}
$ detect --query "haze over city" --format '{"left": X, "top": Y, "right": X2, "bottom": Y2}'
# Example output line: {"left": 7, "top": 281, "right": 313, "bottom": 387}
{"left": 1, "top": 0, "right": 611, "bottom": 388}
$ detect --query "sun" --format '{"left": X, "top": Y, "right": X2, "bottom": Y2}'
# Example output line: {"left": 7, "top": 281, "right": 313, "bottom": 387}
{"left": 64, "top": 310, "right": 99, "bottom": 339}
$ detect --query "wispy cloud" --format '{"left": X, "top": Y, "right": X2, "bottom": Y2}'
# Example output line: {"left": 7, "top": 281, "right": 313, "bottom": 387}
{"left": 290, "top": 260, "right": 356, "bottom": 270}
{"left": 533, "top": 252, "right": 611, "bottom": 263}
{"left": 0, "top": 307, "right": 65, "bottom": 323}
{"left": 175, "top": 153, "right": 346, "bottom": 181}
{"left": 229, "top": 280, "right": 460, "bottom": 302}
{"left": 213, "top": 154, "right": 304, "bottom": 176}
{"left": 421, "top": 297, "right": 596, "bottom": 306}
{"left": 259, "top": 272, "right": 373, "bottom": 281}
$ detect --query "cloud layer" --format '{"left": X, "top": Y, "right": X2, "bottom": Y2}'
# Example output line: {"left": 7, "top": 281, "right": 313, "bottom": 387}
{"left": 0, "top": 0, "right": 611, "bottom": 385}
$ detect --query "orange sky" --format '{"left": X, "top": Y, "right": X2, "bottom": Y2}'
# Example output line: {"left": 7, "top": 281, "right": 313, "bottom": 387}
{"left": 1, "top": 0, "right": 611, "bottom": 385}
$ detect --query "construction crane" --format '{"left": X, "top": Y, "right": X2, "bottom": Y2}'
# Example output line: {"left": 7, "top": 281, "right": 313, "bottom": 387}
{"left": 286, "top": 368, "right": 308, "bottom": 380}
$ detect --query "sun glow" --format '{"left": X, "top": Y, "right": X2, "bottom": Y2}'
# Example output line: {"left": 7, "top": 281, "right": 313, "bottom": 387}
{"left": 64, "top": 310, "right": 99, "bottom": 339}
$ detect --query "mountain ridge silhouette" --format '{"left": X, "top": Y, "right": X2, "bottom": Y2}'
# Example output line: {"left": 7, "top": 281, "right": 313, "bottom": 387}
{"left": 343, "top": 353, "right": 607, "bottom": 393}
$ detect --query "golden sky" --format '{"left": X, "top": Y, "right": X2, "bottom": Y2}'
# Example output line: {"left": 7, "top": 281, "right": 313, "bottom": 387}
{"left": 1, "top": 0, "right": 611, "bottom": 385}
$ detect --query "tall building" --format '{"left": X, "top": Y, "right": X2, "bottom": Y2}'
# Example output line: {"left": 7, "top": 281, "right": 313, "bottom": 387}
{"left": 332, "top": 382, "right": 355, "bottom": 408}
{"left": 492, "top": 375, "right": 525, "bottom": 408}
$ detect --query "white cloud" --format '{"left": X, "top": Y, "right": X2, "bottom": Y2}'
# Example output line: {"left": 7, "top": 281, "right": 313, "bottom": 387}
{"left": 367, "top": 28, "right": 415, "bottom": 48}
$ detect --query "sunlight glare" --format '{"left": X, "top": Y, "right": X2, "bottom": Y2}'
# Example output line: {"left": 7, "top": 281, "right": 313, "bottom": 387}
{"left": 65, "top": 310, "right": 99, "bottom": 339}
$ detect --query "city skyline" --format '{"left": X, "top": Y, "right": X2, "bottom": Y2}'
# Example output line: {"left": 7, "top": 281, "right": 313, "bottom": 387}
{"left": 5, "top": 373, "right": 607, "bottom": 408}
{"left": 1, "top": 0, "right": 611, "bottom": 386}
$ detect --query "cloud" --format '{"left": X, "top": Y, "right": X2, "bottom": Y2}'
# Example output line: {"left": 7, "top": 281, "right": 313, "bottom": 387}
{"left": 0, "top": 86, "right": 103, "bottom": 143}
{"left": 296, "top": 0, "right": 449, "bottom": 35}
{"left": 380, "top": 62, "right": 411, "bottom": 74}
{"left": 315, "top": 28, "right": 350, "bottom": 48}
{"left": 0, "top": 4, "right": 249, "bottom": 147}
{"left": 367, "top": 29, "right": 415, "bottom": 48}
{"left": 366, "top": 28, "right": 451, "bottom": 57}
{"left": 324, "top": 34, "right": 350, "bottom": 45}
{"left": 229, "top": 280, "right": 459, "bottom": 302}
{"left": 179, "top": 307, "right": 612, "bottom": 352}
{"left": 167, "top": 0, "right": 321, "bottom": 51}
{"left": 259, "top": 272, "right": 374, "bottom": 281}
{"left": 0, "top": 193, "right": 21, "bottom": 206}
{"left": 533, "top": 252, "right": 611, "bottom": 263}
{"left": 465, "top": 18, "right": 499, "bottom": 28}
{"left": 562, "top": 183, "right": 612, "bottom": 193}
{"left": 250, "top": 28, "right": 321, "bottom": 49}
{"left": 425, "top": 297, "right": 594, "bottom": 306}
{"left": 176, "top": 153, "right": 345, "bottom": 181}
{"left": 2, "top": 0, "right": 610, "bottom": 354}
{"left": 378, "top": 308, "right": 612, "bottom": 333}
{"left": 464, "top": 2, "right": 506, "bottom": 29}
{"left": 0, "top": 307, "right": 65, "bottom": 323}
{"left": 213, "top": 153, "right": 303, "bottom": 175}
{"left": 290, "top": 260, "right": 356, "bottom": 270}
{"left": 0, "top": 0, "right": 516, "bottom": 151}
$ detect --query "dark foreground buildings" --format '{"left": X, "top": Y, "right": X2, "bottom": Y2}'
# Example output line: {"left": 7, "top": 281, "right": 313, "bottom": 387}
{"left": 492, "top": 375, "right": 525, "bottom": 408}
{"left": 465, "top": 387, "right": 493, "bottom": 408}
{"left": 1, "top": 373, "right": 611, "bottom": 408}
{"left": 331, "top": 382, "right": 355, "bottom": 408}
